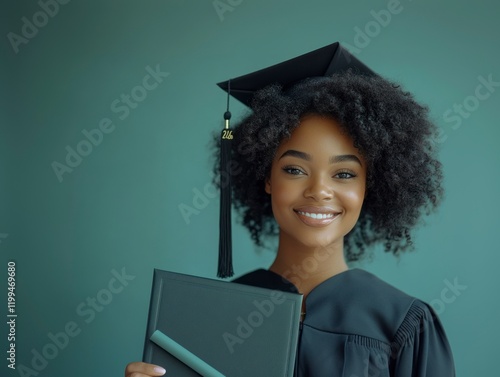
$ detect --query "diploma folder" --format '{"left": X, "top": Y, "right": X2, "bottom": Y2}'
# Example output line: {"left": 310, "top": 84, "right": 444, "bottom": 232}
{"left": 143, "top": 269, "right": 303, "bottom": 377}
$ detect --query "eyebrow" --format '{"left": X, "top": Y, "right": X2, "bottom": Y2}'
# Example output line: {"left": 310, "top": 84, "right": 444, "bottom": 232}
{"left": 279, "top": 149, "right": 363, "bottom": 166}
{"left": 330, "top": 154, "right": 363, "bottom": 166}
{"left": 279, "top": 149, "right": 311, "bottom": 161}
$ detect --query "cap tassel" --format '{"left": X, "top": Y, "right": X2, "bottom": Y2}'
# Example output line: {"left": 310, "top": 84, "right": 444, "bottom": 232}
{"left": 218, "top": 81, "right": 234, "bottom": 278}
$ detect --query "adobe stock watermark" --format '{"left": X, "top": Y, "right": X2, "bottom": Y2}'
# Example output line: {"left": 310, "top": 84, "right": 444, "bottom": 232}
{"left": 428, "top": 277, "right": 467, "bottom": 315}
{"left": 7, "top": 0, "right": 71, "bottom": 55}
{"left": 178, "top": 160, "right": 241, "bottom": 225}
{"left": 222, "top": 290, "right": 286, "bottom": 354}
{"left": 337, "top": 276, "right": 466, "bottom": 377}
{"left": 213, "top": 0, "right": 243, "bottom": 22}
{"left": 16, "top": 267, "right": 135, "bottom": 377}
{"left": 177, "top": 124, "right": 280, "bottom": 224}
{"left": 342, "top": 0, "right": 409, "bottom": 56}
{"left": 433, "top": 74, "right": 499, "bottom": 144}
{"left": 280, "top": 245, "right": 336, "bottom": 289}
{"left": 222, "top": 246, "right": 335, "bottom": 354}
{"left": 51, "top": 64, "right": 170, "bottom": 183}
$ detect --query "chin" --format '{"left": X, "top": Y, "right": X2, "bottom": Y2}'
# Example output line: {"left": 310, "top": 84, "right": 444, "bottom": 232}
{"left": 294, "top": 233, "right": 345, "bottom": 250}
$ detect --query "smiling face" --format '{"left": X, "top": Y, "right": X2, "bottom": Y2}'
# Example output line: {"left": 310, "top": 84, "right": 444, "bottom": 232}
{"left": 265, "top": 114, "right": 367, "bottom": 251}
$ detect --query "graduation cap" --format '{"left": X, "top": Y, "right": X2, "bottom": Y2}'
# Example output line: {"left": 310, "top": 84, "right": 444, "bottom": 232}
{"left": 216, "top": 42, "right": 376, "bottom": 278}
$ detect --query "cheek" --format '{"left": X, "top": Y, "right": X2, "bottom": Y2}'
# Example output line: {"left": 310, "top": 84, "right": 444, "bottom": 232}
{"left": 340, "top": 186, "right": 366, "bottom": 211}
{"left": 270, "top": 181, "right": 297, "bottom": 207}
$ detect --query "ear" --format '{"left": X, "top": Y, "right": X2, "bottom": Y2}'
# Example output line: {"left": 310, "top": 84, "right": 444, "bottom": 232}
{"left": 265, "top": 178, "right": 271, "bottom": 194}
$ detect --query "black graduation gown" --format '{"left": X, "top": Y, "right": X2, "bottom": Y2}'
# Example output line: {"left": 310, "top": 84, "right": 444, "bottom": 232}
{"left": 233, "top": 268, "right": 455, "bottom": 377}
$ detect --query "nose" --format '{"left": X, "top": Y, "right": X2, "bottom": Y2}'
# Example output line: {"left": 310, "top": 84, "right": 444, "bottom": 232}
{"left": 304, "top": 175, "right": 334, "bottom": 201}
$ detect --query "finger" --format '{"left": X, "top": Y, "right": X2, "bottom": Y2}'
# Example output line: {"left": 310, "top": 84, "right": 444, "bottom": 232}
{"left": 125, "top": 361, "right": 166, "bottom": 377}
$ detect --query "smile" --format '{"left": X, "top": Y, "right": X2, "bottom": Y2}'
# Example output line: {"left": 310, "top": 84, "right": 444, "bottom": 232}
{"left": 297, "top": 211, "right": 335, "bottom": 219}
{"left": 294, "top": 208, "right": 341, "bottom": 227}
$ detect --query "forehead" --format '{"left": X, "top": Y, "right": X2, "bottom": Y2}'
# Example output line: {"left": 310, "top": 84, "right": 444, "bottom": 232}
{"left": 277, "top": 115, "right": 360, "bottom": 155}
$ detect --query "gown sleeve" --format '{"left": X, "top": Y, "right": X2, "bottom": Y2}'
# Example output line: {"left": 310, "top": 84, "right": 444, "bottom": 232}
{"left": 391, "top": 300, "right": 456, "bottom": 376}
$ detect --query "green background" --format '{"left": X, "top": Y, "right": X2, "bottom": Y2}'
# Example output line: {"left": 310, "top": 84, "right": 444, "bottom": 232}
{"left": 1, "top": 0, "right": 499, "bottom": 376}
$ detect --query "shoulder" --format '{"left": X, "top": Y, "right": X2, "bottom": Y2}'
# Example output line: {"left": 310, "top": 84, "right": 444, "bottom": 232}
{"left": 306, "top": 269, "right": 434, "bottom": 344}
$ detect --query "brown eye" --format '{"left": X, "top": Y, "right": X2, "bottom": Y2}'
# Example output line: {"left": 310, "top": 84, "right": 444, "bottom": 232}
{"left": 283, "top": 166, "right": 305, "bottom": 175}
{"left": 334, "top": 170, "right": 356, "bottom": 179}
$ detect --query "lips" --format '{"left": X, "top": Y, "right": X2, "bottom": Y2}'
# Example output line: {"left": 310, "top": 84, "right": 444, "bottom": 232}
{"left": 293, "top": 207, "right": 341, "bottom": 226}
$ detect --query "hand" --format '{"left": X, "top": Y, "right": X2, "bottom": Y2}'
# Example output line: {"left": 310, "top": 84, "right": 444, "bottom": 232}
{"left": 125, "top": 362, "right": 166, "bottom": 377}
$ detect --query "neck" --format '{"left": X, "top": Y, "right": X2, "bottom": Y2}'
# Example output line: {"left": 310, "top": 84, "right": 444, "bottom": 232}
{"left": 269, "top": 234, "right": 348, "bottom": 298}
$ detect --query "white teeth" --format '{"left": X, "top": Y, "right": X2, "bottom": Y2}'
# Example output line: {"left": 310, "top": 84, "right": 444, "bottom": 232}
{"left": 298, "top": 211, "right": 335, "bottom": 219}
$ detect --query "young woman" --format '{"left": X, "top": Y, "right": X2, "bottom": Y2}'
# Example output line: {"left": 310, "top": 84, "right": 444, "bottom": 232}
{"left": 126, "top": 54, "right": 455, "bottom": 377}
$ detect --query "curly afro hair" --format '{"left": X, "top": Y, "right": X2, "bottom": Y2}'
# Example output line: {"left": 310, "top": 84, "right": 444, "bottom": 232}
{"left": 215, "top": 71, "right": 443, "bottom": 261}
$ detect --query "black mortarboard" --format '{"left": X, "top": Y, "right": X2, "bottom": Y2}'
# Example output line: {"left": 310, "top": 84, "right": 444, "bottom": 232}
{"left": 216, "top": 42, "right": 376, "bottom": 278}
{"left": 217, "top": 42, "right": 376, "bottom": 109}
